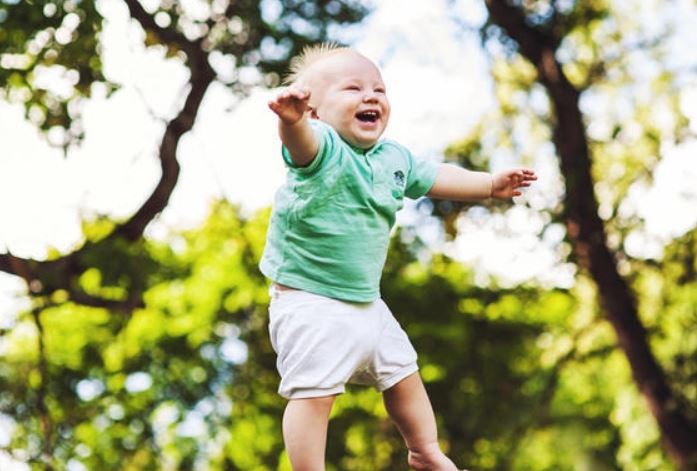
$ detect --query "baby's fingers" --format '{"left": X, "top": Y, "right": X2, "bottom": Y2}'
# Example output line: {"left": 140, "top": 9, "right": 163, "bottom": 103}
{"left": 279, "top": 87, "right": 311, "bottom": 103}
{"left": 293, "top": 87, "right": 311, "bottom": 100}
{"left": 268, "top": 100, "right": 282, "bottom": 113}
{"left": 511, "top": 168, "right": 537, "bottom": 188}
{"left": 520, "top": 168, "right": 537, "bottom": 180}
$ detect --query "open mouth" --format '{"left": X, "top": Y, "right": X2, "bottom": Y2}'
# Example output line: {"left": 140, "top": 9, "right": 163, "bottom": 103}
{"left": 355, "top": 110, "right": 380, "bottom": 123}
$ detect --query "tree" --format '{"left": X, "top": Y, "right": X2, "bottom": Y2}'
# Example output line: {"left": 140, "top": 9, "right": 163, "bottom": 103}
{"left": 435, "top": 0, "right": 697, "bottom": 467}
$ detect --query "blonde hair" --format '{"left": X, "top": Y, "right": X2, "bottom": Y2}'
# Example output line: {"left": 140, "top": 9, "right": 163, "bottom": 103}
{"left": 284, "top": 42, "right": 351, "bottom": 85}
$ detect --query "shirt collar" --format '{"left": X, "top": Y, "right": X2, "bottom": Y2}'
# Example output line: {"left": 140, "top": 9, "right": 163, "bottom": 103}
{"left": 342, "top": 137, "right": 383, "bottom": 156}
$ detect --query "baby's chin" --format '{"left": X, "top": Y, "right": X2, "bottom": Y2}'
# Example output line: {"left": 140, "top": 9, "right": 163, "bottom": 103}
{"left": 347, "top": 128, "right": 387, "bottom": 149}
{"left": 324, "top": 120, "right": 386, "bottom": 149}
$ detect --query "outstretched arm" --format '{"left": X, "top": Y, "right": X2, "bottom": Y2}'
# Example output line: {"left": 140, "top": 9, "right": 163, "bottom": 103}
{"left": 427, "top": 164, "right": 537, "bottom": 201}
{"left": 268, "top": 87, "right": 318, "bottom": 167}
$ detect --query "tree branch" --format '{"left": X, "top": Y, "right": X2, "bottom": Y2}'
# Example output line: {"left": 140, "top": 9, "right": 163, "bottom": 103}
{"left": 122, "top": 0, "right": 195, "bottom": 55}
{"left": 0, "top": 1, "right": 215, "bottom": 308}
{"left": 117, "top": 0, "right": 215, "bottom": 240}
{"left": 68, "top": 289, "right": 144, "bottom": 312}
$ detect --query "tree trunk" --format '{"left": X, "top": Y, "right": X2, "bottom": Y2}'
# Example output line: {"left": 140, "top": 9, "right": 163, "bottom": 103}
{"left": 485, "top": 0, "right": 697, "bottom": 468}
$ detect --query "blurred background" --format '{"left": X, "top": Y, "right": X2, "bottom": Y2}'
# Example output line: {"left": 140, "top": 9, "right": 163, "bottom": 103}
{"left": 1, "top": 0, "right": 696, "bottom": 469}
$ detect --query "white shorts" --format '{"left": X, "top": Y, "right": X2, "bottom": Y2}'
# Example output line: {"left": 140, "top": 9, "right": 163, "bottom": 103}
{"left": 267, "top": 286, "right": 419, "bottom": 399}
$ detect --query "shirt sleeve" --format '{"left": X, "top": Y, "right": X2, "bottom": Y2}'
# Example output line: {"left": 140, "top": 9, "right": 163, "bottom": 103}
{"left": 281, "top": 120, "right": 337, "bottom": 176}
{"left": 404, "top": 149, "right": 439, "bottom": 199}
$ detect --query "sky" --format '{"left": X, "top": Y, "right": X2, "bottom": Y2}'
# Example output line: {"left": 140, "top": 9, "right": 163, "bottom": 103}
{"left": 0, "top": 2, "right": 696, "bottom": 312}
{"left": 0, "top": 0, "right": 494, "bottom": 320}
{"left": 0, "top": 0, "right": 696, "bottom": 467}
{"left": 1, "top": 0, "right": 696, "bottom": 318}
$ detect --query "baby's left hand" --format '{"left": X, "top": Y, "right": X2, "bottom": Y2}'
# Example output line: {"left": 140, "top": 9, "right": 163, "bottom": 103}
{"left": 491, "top": 168, "right": 537, "bottom": 199}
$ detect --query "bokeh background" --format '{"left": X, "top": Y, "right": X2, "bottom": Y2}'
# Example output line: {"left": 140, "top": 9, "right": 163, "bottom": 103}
{"left": 1, "top": 0, "right": 697, "bottom": 469}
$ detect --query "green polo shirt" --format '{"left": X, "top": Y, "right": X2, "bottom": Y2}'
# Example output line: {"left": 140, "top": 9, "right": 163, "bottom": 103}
{"left": 259, "top": 120, "right": 438, "bottom": 302}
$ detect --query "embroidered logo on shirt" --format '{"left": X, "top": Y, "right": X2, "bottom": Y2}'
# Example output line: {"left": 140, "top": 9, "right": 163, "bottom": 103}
{"left": 393, "top": 170, "right": 405, "bottom": 187}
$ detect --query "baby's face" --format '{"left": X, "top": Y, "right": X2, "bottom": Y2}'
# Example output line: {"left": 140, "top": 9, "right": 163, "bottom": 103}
{"left": 304, "top": 52, "right": 390, "bottom": 149}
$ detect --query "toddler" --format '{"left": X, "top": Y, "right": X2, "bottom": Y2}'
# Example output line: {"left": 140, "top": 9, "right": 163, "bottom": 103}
{"left": 260, "top": 44, "right": 536, "bottom": 471}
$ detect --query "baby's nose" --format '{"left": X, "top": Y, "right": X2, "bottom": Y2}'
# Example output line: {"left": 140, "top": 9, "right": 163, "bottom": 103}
{"left": 363, "top": 92, "right": 379, "bottom": 102}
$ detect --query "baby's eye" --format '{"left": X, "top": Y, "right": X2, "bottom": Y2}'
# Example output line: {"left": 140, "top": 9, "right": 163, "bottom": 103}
{"left": 344, "top": 85, "right": 361, "bottom": 91}
{"left": 374, "top": 88, "right": 386, "bottom": 94}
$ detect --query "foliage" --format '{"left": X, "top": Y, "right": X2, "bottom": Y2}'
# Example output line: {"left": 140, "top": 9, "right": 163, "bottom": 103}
{"left": 0, "top": 0, "right": 105, "bottom": 143}
{"left": 1, "top": 0, "right": 697, "bottom": 469}
{"left": 3, "top": 203, "right": 695, "bottom": 469}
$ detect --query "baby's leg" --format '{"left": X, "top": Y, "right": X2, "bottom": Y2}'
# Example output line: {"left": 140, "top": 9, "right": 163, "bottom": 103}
{"left": 383, "top": 372, "right": 461, "bottom": 471}
{"left": 283, "top": 395, "right": 336, "bottom": 471}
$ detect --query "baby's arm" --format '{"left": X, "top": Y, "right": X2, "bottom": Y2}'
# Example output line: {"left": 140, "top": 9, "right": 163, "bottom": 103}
{"left": 427, "top": 164, "right": 537, "bottom": 201}
{"left": 268, "top": 87, "right": 318, "bottom": 167}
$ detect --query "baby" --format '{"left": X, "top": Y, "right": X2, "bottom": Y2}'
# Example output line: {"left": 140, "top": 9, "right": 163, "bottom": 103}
{"left": 261, "top": 44, "right": 536, "bottom": 470}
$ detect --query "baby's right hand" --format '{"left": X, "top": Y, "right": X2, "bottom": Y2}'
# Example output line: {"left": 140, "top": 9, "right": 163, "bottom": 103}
{"left": 268, "top": 87, "right": 311, "bottom": 125}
